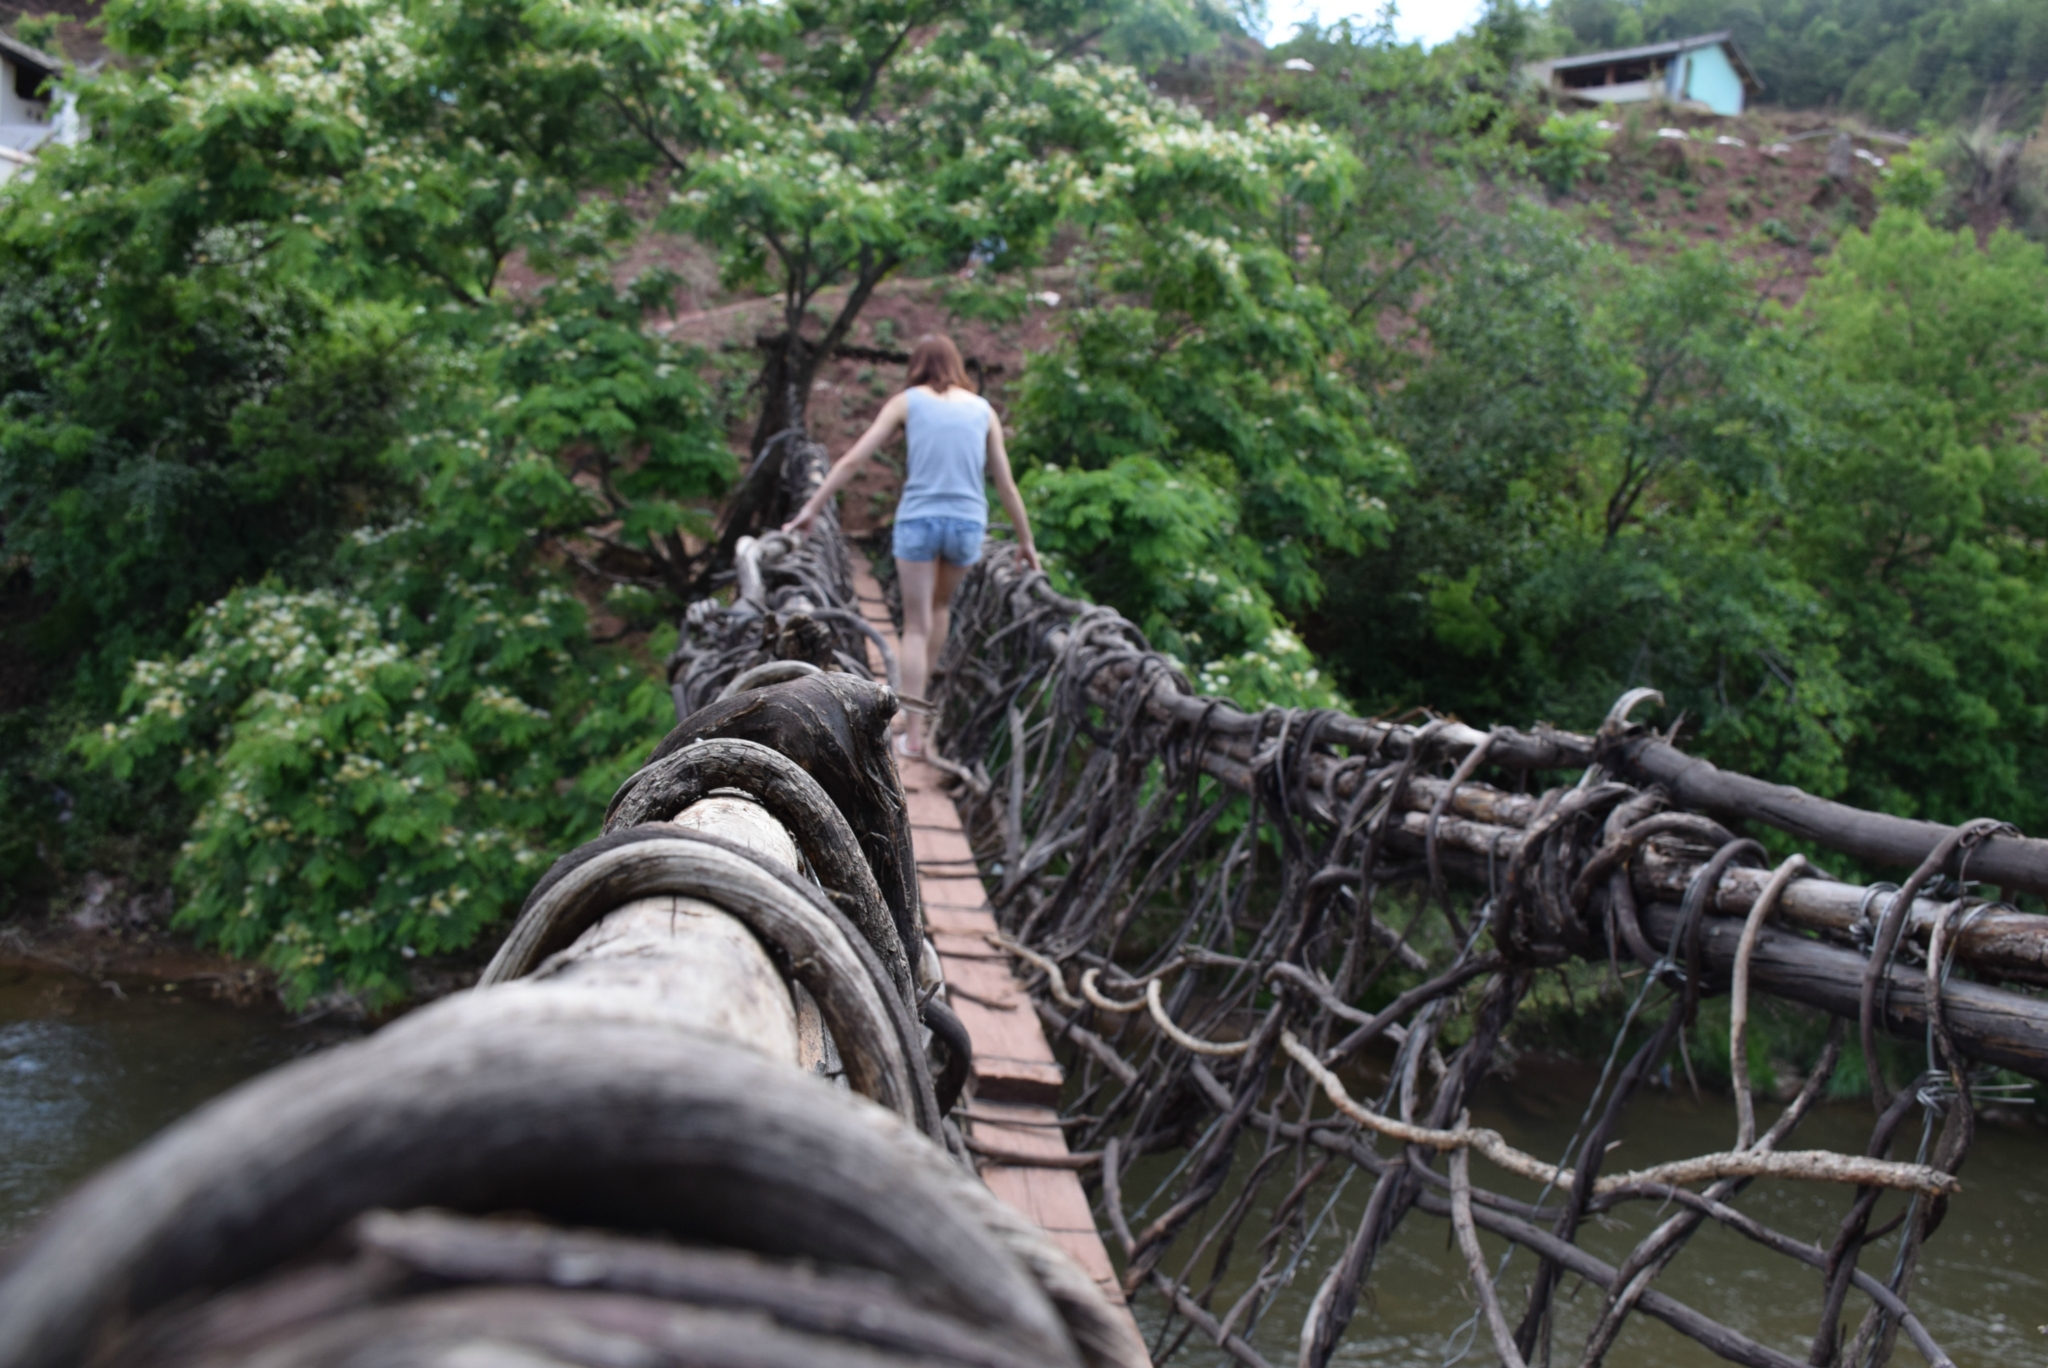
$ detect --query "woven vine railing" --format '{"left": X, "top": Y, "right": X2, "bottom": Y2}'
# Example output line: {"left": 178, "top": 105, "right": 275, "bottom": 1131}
{"left": 0, "top": 474, "right": 1147, "bottom": 1367}
{"left": 906, "top": 544, "right": 2048, "bottom": 1368}
{"left": 666, "top": 429, "right": 899, "bottom": 720}
{"left": 659, "top": 450, "right": 2048, "bottom": 1368}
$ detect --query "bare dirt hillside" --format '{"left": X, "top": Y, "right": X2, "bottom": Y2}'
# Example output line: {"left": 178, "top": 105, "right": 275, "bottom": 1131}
{"left": 1557, "top": 104, "right": 1907, "bottom": 302}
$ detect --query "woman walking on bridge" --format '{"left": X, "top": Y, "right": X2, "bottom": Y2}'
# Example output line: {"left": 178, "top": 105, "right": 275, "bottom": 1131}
{"left": 783, "top": 333, "right": 1041, "bottom": 758}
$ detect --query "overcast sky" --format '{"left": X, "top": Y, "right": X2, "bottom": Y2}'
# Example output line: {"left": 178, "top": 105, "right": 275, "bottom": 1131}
{"left": 1262, "top": 0, "right": 1489, "bottom": 48}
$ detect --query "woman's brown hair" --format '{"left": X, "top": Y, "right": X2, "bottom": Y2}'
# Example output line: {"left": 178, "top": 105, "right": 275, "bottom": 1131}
{"left": 905, "top": 333, "right": 972, "bottom": 394}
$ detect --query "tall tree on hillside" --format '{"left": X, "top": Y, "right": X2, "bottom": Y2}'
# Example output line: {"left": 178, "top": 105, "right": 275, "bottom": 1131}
{"left": 26, "top": 0, "right": 1349, "bottom": 996}
{"left": 418, "top": 0, "right": 1284, "bottom": 581}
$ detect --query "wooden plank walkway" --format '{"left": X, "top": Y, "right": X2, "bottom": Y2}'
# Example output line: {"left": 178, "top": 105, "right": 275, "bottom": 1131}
{"left": 850, "top": 563, "right": 1135, "bottom": 1334}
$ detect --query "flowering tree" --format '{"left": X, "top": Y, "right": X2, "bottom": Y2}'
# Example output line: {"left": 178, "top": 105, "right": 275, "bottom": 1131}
{"left": 17, "top": 0, "right": 1342, "bottom": 995}
{"left": 1002, "top": 96, "right": 1411, "bottom": 706}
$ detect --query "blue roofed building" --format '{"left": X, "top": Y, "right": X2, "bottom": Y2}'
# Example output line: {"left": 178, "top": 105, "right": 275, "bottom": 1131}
{"left": 1524, "top": 31, "right": 1763, "bottom": 117}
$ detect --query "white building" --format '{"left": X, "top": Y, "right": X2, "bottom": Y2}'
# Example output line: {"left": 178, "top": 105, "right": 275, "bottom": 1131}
{"left": 0, "top": 34, "right": 76, "bottom": 183}
{"left": 1524, "top": 32, "right": 1763, "bottom": 118}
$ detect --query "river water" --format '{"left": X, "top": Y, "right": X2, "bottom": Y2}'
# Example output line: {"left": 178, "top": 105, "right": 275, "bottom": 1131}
{"left": 1126, "top": 1055, "right": 2047, "bottom": 1367}
{"left": 0, "top": 967, "right": 355, "bottom": 1240}
{"left": 2, "top": 965, "right": 2042, "bottom": 1364}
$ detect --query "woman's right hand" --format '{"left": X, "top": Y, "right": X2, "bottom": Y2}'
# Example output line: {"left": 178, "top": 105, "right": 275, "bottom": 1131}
{"left": 781, "top": 505, "right": 819, "bottom": 539}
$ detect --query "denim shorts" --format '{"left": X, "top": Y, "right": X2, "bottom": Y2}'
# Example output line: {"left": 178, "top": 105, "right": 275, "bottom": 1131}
{"left": 892, "top": 516, "right": 985, "bottom": 566}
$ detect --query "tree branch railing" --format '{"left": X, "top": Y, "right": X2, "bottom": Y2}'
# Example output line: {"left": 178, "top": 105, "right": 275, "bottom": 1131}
{"left": 0, "top": 616, "right": 1144, "bottom": 1368}
{"left": 918, "top": 543, "right": 2047, "bottom": 1368}
{"left": 670, "top": 428, "right": 897, "bottom": 718}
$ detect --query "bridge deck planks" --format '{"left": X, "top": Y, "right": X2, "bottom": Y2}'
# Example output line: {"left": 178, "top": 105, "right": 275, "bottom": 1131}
{"left": 849, "top": 563, "right": 1135, "bottom": 1334}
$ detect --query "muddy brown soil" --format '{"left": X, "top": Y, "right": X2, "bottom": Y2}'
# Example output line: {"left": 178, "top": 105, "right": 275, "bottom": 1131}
{"left": 1561, "top": 105, "right": 1905, "bottom": 305}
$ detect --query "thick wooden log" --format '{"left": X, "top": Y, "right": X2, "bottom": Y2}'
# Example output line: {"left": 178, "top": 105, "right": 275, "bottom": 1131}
{"left": 1633, "top": 847, "right": 2048, "bottom": 986}
{"left": 1354, "top": 810, "right": 2048, "bottom": 1076}
{"left": 505, "top": 793, "right": 804, "bottom": 1066}
{"left": 1125, "top": 713, "right": 2048, "bottom": 993}
{"left": 0, "top": 1009, "right": 1084, "bottom": 1368}
{"left": 645, "top": 674, "right": 924, "bottom": 980}
{"left": 532, "top": 899, "right": 801, "bottom": 1065}
{"left": 1638, "top": 904, "right": 2048, "bottom": 1079}
{"left": 606, "top": 735, "right": 913, "bottom": 1000}
{"left": 480, "top": 829, "right": 937, "bottom": 1136}
{"left": 1038, "top": 618, "right": 1592, "bottom": 771}
{"left": 1038, "top": 579, "right": 2048, "bottom": 896}
{"left": 1376, "top": 809, "right": 2048, "bottom": 986}
{"left": 1618, "top": 737, "right": 2048, "bottom": 897}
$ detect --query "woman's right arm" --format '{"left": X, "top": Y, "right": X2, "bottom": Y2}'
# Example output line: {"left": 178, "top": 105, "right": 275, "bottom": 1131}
{"left": 782, "top": 393, "right": 910, "bottom": 537}
{"left": 984, "top": 412, "right": 1042, "bottom": 572}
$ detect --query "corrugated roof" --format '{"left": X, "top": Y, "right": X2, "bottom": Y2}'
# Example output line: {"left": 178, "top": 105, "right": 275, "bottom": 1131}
{"left": 1546, "top": 30, "right": 1763, "bottom": 92}
{"left": 1548, "top": 31, "right": 1728, "bottom": 68}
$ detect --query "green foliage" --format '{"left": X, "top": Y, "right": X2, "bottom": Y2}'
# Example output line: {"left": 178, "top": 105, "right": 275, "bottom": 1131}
{"left": 86, "top": 565, "right": 667, "bottom": 1007}
{"left": 1006, "top": 122, "right": 1408, "bottom": 704}
{"left": 1878, "top": 144, "right": 1948, "bottom": 216}
{"left": 1788, "top": 210, "right": 2048, "bottom": 822}
{"left": 0, "top": 0, "right": 649, "bottom": 684}
{"left": 2, "top": 0, "right": 747, "bottom": 995}
{"left": 81, "top": 319, "right": 703, "bottom": 1004}
{"left": 1533, "top": 109, "right": 1613, "bottom": 193}
{"left": 1309, "top": 186, "right": 2048, "bottom": 831}
{"left": 1008, "top": 19, "right": 1540, "bottom": 706}
{"left": 0, "top": 234, "right": 412, "bottom": 693}
{"left": 6, "top": 0, "right": 1344, "bottom": 995}
{"left": 12, "top": 14, "right": 60, "bottom": 52}
{"left": 1024, "top": 456, "right": 1337, "bottom": 703}
{"left": 1759, "top": 216, "right": 1802, "bottom": 246}
{"left": 609, "top": 0, "right": 1264, "bottom": 444}
{"left": 17, "top": 0, "right": 2048, "bottom": 1016}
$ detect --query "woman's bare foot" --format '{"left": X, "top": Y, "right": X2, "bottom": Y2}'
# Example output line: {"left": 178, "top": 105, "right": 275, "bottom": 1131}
{"left": 893, "top": 731, "right": 924, "bottom": 760}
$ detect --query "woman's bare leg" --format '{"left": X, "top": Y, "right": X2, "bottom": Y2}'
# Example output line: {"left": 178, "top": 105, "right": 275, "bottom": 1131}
{"left": 896, "top": 557, "right": 937, "bottom": 754}
{"left": 930, "top": 558, "right": 971, "bottom": 681}
{"left": 894, "top": 557, "right": 972, "bottom": 755}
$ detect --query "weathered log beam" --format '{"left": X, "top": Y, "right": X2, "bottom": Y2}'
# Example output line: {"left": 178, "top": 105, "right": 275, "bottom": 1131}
{"left": 0, "top": 738, "right": 1149, "bottom": 1368}
{"left": 1039, "top": 593, "right": 2048, "bottom": 897}
{"left": 1139, "top": 694, "right": 2048, "bottom": 988}
{"left": 1617, "top": 736, "right": 2048, "bottom": 898}
{"left": 1633, "top": 846, "right": 2048, "bottom": 986}
{"left": 1639, "top": 903, "right": 2048, "bottom": 1080}
{"left": 1378, "top": 816, "right": 2048, "bottom": 1078}
{"left": 1376, "top": 807, "right": 2048, "bottom": 987}
{"left": 1041, "top": 619, "right": 1590, "bottom": 771}
{"left": 1027, "top": 612, "right": 2048, "bottom": 987}
{"left": 1112, "top": 746, "right": 2048, "bottom": 1073}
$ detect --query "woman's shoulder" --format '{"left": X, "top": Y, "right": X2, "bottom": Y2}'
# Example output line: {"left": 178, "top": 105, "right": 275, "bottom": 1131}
{"left": 904, "top": 385, "right": 992, "bottom": 411}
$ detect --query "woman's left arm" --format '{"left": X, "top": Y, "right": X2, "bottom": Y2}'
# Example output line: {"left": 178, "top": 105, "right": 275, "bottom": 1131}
{"left": 984, "top": 410, "right": 1042, "bottom": 572}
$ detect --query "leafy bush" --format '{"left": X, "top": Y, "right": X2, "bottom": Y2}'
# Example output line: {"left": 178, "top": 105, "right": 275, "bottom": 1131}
{"left": 1002, "top": 57, "right": 1417, "bottom": 707}
{"left": 1877, "top": 145, "right": 1948, "bottom": 218}
{"left": 1025, "top": 456, "right": 1339, "bottom": 706}
{"left": 83, "top": 330, "right": 699, "bottom": 1003}
{"left": 1306, "top": 189, "right": 2048, "bottom": 832}
{"left": 1532, "top": 110, "right": 1612, "bottom": 194}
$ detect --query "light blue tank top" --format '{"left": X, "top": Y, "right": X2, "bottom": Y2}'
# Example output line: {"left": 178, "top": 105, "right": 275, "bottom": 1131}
{"left": 897, "top": 387, "right": 992, "bottom": 525}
